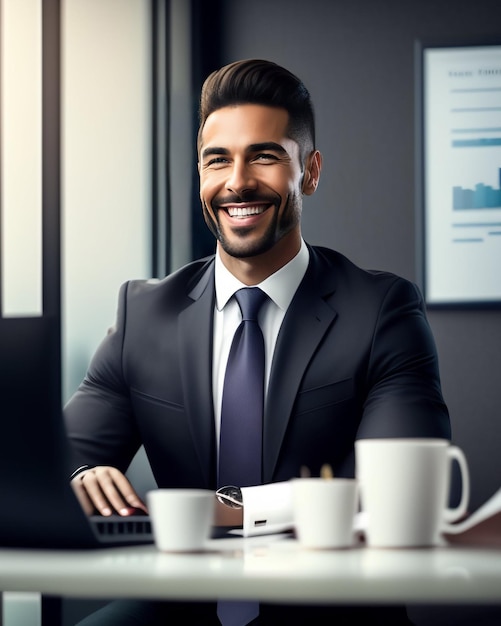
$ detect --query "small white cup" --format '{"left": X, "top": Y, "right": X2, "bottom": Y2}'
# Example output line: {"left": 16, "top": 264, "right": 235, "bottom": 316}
{"left": 355, "top": 438, "right": 469, "bottom": 548}
{"left": 147, "top": 489, "right": 215, "bottom": 552}
{"left": 292, "top": 478, "right": 358, "bottom": 549}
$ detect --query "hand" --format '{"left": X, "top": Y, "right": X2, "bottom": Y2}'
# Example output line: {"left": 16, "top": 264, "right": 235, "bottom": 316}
{"left": 214, "top": 497, "right": 244, "bottom": 527}
{"left": 71, "top": 466, "right": 148, "bottom": 517}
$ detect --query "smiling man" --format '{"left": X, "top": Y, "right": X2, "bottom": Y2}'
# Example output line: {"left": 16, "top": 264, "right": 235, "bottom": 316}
{"left": 199, "top": 103, "right": 320, "bottom": 282}
{"left": 65, "top": 59, "right": 450, "bottom": 625}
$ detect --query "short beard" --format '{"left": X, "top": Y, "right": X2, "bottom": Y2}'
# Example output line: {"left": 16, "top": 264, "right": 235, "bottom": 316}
{"left": 202, "top": 192, "right": 302, "bottom": 259}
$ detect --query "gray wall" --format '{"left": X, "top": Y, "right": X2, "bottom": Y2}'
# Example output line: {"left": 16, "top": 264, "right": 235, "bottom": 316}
{"left": 219, "top": 0, "right": 501, "bottom": 512}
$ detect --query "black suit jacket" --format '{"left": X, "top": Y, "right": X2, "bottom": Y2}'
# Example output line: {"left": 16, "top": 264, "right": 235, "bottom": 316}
{"left": 64, "top": 245, "right": 450, "bottom": 489}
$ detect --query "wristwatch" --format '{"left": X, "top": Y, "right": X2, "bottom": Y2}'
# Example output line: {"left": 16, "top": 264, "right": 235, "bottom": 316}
{"left": 216, "top": 485, "right": 243, "bottom": 509}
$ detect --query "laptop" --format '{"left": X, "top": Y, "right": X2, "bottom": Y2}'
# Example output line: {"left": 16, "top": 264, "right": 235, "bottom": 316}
{"left": 0, "top": 316, "right": 153, "bottom": 548}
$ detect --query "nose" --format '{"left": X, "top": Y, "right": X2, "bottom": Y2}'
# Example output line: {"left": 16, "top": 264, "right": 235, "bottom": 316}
{"left": 225, "top": 159, "right": 257, "bottom": 195}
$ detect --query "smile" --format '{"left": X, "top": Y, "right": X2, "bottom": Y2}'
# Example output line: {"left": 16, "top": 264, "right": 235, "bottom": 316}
{"left": 226, "top": 205, "right": 269, "bottom": 218}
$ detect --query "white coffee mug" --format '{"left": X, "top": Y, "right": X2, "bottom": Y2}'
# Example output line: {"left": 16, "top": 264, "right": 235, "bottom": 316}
{"left": 355, "top": 438, "right": 469, "bottom": 548}
{"left": 292, "top": 478, "right": 358, "bottom": 549}
{"left": 147, "top": 489, "right": 215, "bottom": 552}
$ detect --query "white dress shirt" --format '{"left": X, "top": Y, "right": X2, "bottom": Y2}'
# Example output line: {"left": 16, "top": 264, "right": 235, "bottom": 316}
{"left": 212, "top": 239, "right": 309, "bottom": 449}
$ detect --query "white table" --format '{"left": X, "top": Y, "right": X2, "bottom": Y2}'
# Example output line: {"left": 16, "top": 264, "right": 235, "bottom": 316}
{"left": 1, "top": 533, "right": 501, "bottom": 610}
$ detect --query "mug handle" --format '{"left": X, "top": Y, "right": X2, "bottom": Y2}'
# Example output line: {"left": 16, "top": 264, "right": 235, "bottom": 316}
{"left": 443, "top": 445, "right": 470, "bottom": 526}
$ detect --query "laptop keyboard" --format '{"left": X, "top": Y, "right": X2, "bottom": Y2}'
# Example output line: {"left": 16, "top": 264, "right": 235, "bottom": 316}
{"left": 91, "top": 514, "right": 153, "bottom": 544}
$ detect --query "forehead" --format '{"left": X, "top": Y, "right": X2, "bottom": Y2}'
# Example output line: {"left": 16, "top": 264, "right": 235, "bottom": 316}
{"left": 199, "top": 104, "right": 292, "bottom": 151}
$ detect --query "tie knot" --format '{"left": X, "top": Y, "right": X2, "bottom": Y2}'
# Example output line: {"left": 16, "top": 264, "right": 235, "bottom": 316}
{"left": 234, "top": 288, "right": 267, "bottom": 322}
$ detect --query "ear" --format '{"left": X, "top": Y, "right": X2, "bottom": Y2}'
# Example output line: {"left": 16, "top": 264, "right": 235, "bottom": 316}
{"left": 302, "top": 150, "right": 322, "bottom": 196}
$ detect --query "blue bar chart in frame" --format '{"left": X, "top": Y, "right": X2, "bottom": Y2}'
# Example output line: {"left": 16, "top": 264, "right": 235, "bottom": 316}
{"left": 419, "top": 39, "right": 501, "bottom": 306}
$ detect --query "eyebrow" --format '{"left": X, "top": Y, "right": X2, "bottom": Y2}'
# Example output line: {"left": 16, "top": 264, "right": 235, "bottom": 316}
{"left": 201, "top": 142, "right": 289, "bottom": 160}
{"left": 201, "top": 146, "right": 229, "bottom": 159}
{"left": 248, "top": 142, "right": 288, "bottom": 155}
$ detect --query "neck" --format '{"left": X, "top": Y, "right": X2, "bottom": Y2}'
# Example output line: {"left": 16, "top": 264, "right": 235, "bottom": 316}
{"left": 218, "top": 231, "right": 302, "bottom": 285}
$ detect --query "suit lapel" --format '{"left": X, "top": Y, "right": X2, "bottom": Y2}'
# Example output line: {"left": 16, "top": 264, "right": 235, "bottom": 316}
{"left": 178, "top": 261, "right": 217, "bottom": 488}
{"left": 176, "top": 249, "right": 339, "bottom": 485}
{"left": 263, "top": 249, "right": 338, "bottom": 481}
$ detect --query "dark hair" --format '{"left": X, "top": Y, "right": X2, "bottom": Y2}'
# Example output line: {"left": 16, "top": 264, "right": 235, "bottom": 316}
{"left": 198, "top": 59, "right": 315, "bottom": 164}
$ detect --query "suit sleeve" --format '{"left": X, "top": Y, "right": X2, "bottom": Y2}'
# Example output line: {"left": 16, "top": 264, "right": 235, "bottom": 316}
{"left": 63, "top": 282, "right": 142, "bottom": 473}
{"left": 356, "top": 276, "right": 451, "bottom": 440}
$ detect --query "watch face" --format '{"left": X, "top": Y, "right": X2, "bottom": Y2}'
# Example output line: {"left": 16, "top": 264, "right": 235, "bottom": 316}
{"left": 216, "top": 485, "right": 243, "bottom": 509}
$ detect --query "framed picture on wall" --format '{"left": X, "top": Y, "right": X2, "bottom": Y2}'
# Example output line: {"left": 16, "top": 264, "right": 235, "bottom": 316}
{"left": 415, "top": 37, "right": 501, "bottom": 308}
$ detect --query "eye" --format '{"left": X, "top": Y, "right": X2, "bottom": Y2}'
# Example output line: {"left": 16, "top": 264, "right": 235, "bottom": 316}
{"left": 253, "top": 153, "right": 279, "bottom": 163}
{"left": 205, "top": 157, "right": 229, "bottom": 168}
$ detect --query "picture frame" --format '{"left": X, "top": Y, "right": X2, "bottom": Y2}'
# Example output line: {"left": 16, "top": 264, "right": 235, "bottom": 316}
{"left": 415, "top": 36, "right": 501, "bottom": 308}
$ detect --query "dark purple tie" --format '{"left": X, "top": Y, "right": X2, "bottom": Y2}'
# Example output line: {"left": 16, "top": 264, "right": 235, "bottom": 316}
{"left": 218, "top": 287, "right": 267, "bottom": 488}
{"left": 217, "top": 288, "right": 266, "bottom": 626}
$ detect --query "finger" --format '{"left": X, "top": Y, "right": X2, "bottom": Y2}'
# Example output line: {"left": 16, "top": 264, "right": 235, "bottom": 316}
{"left": 83, "top": 467, "right": 146, "bottom": 516}
{"left": 106, "top": 468, "right": 148, "bottom": 514}
{"left": 79, "top": 469, "right": 117, "bottom": 516}
{"left": 70, "top": 473, "right": 97, "bottom": 516}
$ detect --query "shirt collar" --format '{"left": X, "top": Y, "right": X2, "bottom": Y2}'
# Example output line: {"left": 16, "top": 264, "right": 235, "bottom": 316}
{"left": 215, "top": 239, "right": 310, "bottom": 312}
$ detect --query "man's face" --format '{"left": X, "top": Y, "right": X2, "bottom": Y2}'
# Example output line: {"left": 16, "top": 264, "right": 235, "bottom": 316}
{"left": 198, "top": 104, "right": 305, "bottom": 262}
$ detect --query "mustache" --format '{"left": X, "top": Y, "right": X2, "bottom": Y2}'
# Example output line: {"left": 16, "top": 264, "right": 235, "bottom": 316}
{"left": 212, "top": 191, "right": 280, "bottom": 207}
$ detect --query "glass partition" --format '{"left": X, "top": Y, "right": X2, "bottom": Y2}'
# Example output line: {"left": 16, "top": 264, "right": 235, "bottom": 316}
{"left": 0, "top": 0, "right": 43, "bottom": 317}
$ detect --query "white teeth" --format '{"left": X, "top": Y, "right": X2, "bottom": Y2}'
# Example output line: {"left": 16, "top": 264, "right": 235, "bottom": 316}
{"left": 227, "top": 206, "right": 266, "bottom": 218}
